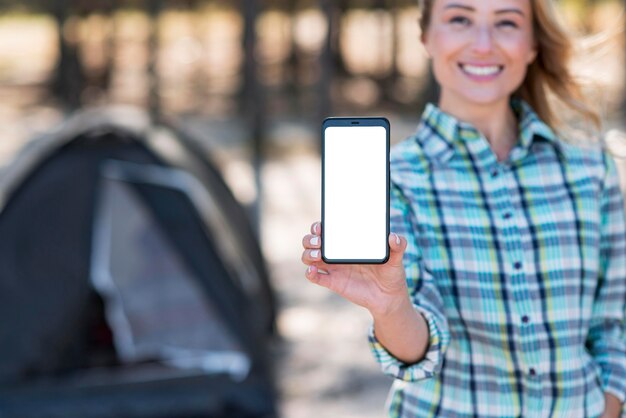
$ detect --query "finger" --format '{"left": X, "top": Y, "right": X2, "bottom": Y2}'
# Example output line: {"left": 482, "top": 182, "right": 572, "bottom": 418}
{"left": 302, "top": 234, "right": 321, "bottom": 249}
{"left": 301, "top": 248, "right": 322, "bottom": 265}
{"left": 310, "top": 221, "right": 321, "bottom": 235}
{"left": 387, "top": 233, "right": 407, "bottom": 267}
{"left": 305, "top": 265, "right": 353, "bottom": 297}
{"left": 305, "top": 265, "right": 333, "bottom": 288}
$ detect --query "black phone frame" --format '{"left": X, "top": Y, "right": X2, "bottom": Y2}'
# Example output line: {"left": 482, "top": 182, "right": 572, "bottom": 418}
{"left": 321, "top": 117, "right": 390, "bottom": 264}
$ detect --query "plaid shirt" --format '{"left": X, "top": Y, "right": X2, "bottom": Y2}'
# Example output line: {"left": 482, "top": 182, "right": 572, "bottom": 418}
{"left": 369, "top": 99, "right": 626, "bottom": 418}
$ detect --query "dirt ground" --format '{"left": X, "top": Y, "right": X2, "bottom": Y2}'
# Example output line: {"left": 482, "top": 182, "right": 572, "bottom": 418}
{"left": 261, "top": 151, "right": 392, "bottom": 418}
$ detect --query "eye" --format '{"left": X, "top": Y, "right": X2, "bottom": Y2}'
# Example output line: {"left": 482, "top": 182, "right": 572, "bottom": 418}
{"left": 497, "top": 19, "right": 519, "bottom": 29}
{"left": 449, "top": 16, "right": 471, "bottom": 26}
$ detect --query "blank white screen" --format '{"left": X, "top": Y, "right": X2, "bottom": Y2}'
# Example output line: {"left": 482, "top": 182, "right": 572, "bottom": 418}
{"left": 324, "top": 125, "right": 387, "bottom": 261}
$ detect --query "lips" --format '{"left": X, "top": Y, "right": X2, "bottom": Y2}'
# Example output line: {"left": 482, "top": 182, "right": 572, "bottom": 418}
{"left": 459, "top": 63, "right": 504, "bottom": 77}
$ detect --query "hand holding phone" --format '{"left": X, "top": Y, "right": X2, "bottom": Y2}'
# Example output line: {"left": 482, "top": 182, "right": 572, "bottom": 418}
{"left": 321, "top": 117, "right": 390, "bottom": 264}
{"left": 301, "top": 221, "right": 409, "bottom": 316}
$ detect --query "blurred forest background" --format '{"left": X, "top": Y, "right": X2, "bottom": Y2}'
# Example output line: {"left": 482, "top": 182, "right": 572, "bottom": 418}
{"left": 0, "top": 1, "right": 624, "bottom": 417}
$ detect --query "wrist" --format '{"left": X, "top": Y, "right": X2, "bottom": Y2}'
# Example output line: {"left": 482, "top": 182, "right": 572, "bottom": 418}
{"left": 370, "top": 297, "right": 430, "bottom": 364}
{"left": 603, "top": 392, "right": 622, "bottom": 418}
{"left": 369, "top": 292, "right": 414, "bottom": 322}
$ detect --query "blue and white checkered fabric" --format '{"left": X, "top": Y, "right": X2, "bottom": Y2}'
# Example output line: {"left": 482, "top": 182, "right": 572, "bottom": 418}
{"left": 369, "top": 99, "right": 626, "bottom": 417}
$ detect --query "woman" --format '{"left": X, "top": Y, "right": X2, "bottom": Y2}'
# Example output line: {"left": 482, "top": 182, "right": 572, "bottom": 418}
{"left": 301, "top": 0, "right": 626, "bottom": 417}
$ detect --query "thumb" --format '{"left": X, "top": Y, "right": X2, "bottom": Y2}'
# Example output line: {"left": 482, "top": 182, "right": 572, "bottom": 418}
{"left": 387, "top": 233, "right": 406, "bottom": 267}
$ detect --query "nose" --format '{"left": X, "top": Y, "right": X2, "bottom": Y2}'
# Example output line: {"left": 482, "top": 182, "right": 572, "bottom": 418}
{"left": 472, "top": 25, "right": 494, "bottom": 54}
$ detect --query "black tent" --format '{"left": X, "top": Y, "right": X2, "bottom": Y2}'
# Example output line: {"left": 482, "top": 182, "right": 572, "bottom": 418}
{"left": 0, "top": 107, "right": 277, "bottom": 418}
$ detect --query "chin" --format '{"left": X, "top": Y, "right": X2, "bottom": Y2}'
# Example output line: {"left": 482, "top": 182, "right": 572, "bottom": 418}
{"left": 456, "top": 91, "right": 513, "bottom": 107}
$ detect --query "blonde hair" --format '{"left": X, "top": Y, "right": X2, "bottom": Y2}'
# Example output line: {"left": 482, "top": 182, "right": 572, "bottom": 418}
{"left": 417, "top": 0, "right": 602, "bottom": 134}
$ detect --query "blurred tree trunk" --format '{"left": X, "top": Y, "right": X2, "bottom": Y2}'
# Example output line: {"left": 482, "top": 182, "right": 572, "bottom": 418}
{"left": 50, "top": 0, "right": 85, "bottom": 110}
{"left": 331, "top": 0, "right": 349, "bottom": 79}
{"left": 318, "top": 0, "right": 334, "bottom": 126}
{"left": 147, "top": 0, "right": 163, "bottom": 120}
{"left": 378, "top": 0, "right": 397, "bottom": 103}
{"left": 82, "top": 0, "right": 116, "bottom": 101}
{"left": 99, "top": 0, "right": 115, "bottom": 96}
{"left": 242, "top": 0, "right": 265, "bottom": 236}
{"left": 287, "top": 0, "right": 299, "bottom": 102}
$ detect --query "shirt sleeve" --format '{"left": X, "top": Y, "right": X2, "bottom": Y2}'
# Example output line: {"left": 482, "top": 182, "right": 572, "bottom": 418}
{"left": 368, "top": 182, "right": 450, "bottom": 382}
{"left": 586, "top": 153, "right": 626, "bottom": 404}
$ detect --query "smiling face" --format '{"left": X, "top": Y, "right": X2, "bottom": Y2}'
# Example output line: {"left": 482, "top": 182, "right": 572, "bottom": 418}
{"left": 422, "top": 0, "right": 537, "bottom": 111}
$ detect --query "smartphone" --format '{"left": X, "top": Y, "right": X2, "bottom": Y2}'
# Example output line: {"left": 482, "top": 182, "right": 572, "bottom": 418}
{"left": 321, "top": 117, "right": 390, "bottom": 264}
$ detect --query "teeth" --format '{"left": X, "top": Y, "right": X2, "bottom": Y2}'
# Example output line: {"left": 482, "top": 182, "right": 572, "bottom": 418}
{"left": 461, "top": 64, "right": 501, "bottom": 76}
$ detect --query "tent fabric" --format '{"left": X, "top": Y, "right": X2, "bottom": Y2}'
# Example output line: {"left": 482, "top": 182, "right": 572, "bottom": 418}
{"left": 92, "top": 161, "right": 251, "bottom": 380}
{"left": 0, "top": 107, "right": 277, "bottom": 417}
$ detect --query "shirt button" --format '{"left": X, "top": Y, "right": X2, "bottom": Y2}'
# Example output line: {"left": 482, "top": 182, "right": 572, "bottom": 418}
{"left": 529, "top": 368, "right": 537, "bottom": 376}
{"left": 490, "top": 169, "right": 499, "bottom": 178}
{"left": 514, "top": 261, "right": 522, "bottom": 270}
{"left": 503, "top": 212, "right": 513, "bottom": 220}
{"left": 522, "top": 315, "right": 530, "bottom": 324}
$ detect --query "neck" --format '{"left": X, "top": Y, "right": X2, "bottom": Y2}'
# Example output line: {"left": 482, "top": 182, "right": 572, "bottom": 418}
{"left": 439, "top": 94, "right": 518, "bottom": 162}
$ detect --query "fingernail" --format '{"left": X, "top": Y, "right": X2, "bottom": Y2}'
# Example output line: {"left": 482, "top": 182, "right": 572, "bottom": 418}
{"left": 395, "top": 233, "right": 401, "bottom": 245}
{"left": 311, "top": 250, "right": 320, "bottom": 259}
{"left": 310, "top": 236, "right": 320, "bottom": 246}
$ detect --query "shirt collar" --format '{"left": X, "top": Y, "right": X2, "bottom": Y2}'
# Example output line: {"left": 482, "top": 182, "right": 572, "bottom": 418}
{"left": 415, "top": 98, "right": 566, "bottom": 166}
{"left": 512, "top": 98, "right": 562, "bottom": 154}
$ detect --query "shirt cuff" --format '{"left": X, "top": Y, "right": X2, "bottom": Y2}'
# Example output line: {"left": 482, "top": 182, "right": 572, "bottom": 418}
{"left": 368, "top": 304, "right": 449, "bottom": 382}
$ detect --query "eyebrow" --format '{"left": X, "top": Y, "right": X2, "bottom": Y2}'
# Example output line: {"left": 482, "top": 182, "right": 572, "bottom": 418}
{"left": 443, "top": 4, "right": 526, "bottom": 16}
{"left": 444, "top": 4, "right": 474, "bottom": 12}
{"left": 496, "top": 8, "right": 525, "bottom": 16}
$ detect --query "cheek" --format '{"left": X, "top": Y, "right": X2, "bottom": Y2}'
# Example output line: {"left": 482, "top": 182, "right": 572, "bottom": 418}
{"left": 428, "top": 28, "right": 467, "bottom": 62}
{"left": 499, "top": 44, "right": 534, "bottom": 89}
{"left": 500, "top": 35, "right": 536, "bottom": 66}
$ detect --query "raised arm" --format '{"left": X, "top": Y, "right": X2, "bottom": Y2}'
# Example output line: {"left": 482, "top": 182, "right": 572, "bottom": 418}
{"left": 367, "top": 183, "right": 450, "bottom": 382}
